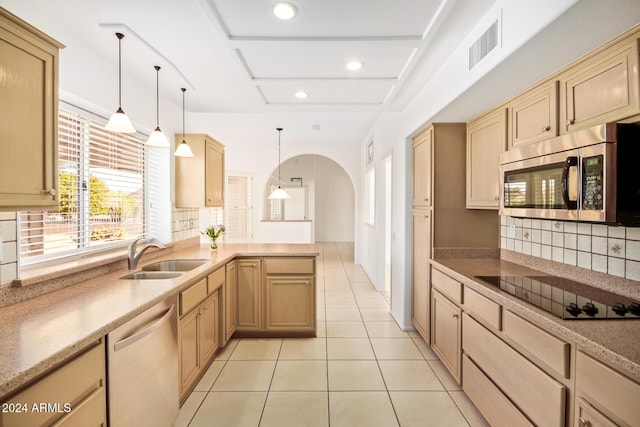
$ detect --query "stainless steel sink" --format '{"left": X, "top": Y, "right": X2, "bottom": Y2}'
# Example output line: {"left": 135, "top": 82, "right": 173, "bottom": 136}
{"left": 120, "top": 271, "right": 184, "bottom": 280}
{"left": 141, "top": 259, "right": 209, "bottom": 272}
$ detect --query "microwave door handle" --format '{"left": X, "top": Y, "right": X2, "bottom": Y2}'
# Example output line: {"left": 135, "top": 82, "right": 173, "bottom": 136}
{"left": 561, "top": 156, "right": 578, "bottom": 209}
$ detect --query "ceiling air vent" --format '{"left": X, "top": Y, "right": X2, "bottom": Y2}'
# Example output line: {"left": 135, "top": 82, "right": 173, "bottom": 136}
{"left": 469, "top": 19, "right": 499, "bottom": 70}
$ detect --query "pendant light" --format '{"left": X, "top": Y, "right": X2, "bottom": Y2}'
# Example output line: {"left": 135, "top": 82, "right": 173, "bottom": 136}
{"left": 268, "top": 128, "right": 290, "bottom": 200}
{"left": 174, "top": 88, "right": 194, "bottom": 157}
{"left": 146, "top": 65, "right": 169, "bottom": 148}
{"left": 105, "top": 32, "right": 136, "bottom": 133}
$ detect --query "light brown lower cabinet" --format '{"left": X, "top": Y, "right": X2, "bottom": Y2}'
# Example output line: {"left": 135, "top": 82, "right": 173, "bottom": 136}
{"left": 575, "top": 351, "right": 640, "bottom": 427}
{"left": 463, "top": 313, "right": 566, "bottom": 427}
{"left": 236, "top": 257, "right": 316, "bottom": 336}
{"left": 178, "top": 278, "right": 220, "bottom": 403}
{"left": 431, "top": 289, "right": 461, "bottom": 383}
{"left": 0, "top": 342, "right": 106, "bottom": 427}
{"left": 223, "top": 260, "right": 237, "bottom": 346}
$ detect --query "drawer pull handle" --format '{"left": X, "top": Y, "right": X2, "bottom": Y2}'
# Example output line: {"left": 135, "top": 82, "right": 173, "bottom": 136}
{"left": 452, "top": 314, "right": 459, "bottom": 319}
{"left": 579, "top": 417, "right": 590, "bottom": 427}
{"left": 114, "top": 305, "right": 175, "bottom": 352}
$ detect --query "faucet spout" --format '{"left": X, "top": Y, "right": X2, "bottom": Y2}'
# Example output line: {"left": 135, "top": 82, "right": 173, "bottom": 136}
{"left": 128, "top": 237, "right": 166, "bottom": 270}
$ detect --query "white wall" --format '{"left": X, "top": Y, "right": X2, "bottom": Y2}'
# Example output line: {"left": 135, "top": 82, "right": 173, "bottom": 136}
{"left": 357, "top": 0, "right": 640, "bottom": 330}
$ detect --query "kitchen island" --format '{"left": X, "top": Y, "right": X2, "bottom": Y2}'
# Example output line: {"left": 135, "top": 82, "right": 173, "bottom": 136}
{"left": 0, "top": 242, "right": 319, "bottom": 399}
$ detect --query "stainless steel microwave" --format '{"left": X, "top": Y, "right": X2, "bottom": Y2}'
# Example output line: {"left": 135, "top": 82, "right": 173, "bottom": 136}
{"left": 499, "top": 122, "right": 640, "bottom": 225}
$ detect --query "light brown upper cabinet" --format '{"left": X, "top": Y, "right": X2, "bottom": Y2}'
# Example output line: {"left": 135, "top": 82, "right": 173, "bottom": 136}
{"left": 412, "top": 127, "right": 432, "bottom": 208}
{"left": 559, "top": 36, "right": 640, "bottom": 134}
{"left": 508, "top": 80, "right": 558, "bottom": 148}
{"left": 0, "top": 8, "right": 63, "bottom": 210}
{"left": 466, "top": 107, "right": 507, "bottom": 209}
{"left": 175, "top": 134, "right": 225, "bottom": 208}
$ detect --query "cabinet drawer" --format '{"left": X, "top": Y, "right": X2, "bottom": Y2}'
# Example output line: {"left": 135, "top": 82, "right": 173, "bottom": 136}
{"left": 53, "top": 387, "right": 106, "bottom": 427}
{"left": 1, "top": 343, "right": 105, "bottom": 427}
{"left": 180, "top": 279, "right": 207, "bottom": 316}
{"left": 464, "top": 286, "right": 501, "bottom": 330}
{"left": 431, "top": 267, "right": 462, "bottom": 304}
{"left": 576, "top": 351, "right": 640, "bottom": 426}
{"left": 463, "top": 354, "right": 534, "bottom": 427}
{"left": 463, "top": 314, "right": 566, "bottom": 427}
{"left": 503, "top": 310, "right": 570, "bottom": 379}
{"left": 575, "top": 397, "right": 617, "bottom": 427}
{"left": 208, "top": 267, "right": 225, "bottom": 294}
{"left": 264, "top": 257, "right": 314, "bottom": 274}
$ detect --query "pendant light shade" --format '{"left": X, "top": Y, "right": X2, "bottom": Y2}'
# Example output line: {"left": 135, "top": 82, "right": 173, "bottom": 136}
{"left": 105, "top": 33, "right": 136, "bottom": 133}
{"left": 175, "top": 88, "right": 194, "bottom": 157}
{"left": 268, "top": 127, "right": 290, "bottom": 200}
{"left": 146, "top": 65, "right": 169, "bottom": 148}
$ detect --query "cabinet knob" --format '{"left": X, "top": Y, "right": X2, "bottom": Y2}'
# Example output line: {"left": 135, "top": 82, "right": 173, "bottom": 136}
{"left": 541, "top": 125, "right": 550, "bottom": 132}
{"left": 424, "top": 198, "right": 429, "bottom": 201}
{"left": 46, "top": 188, "right": 57, "bottom": 199}
{"left": 452, "top": 314, "right": 459, "bottom": 319}
{"left": 567, "top": 119, "right": 576, "bottom": 126}
{"left": 494, "top": 196, "right": 499, "bottom": 201}
{"left": 305, "top": 280, "right": 310, "bottom": 285}
{"left": 578, "top": 417, "right": 589, "bottom": 427}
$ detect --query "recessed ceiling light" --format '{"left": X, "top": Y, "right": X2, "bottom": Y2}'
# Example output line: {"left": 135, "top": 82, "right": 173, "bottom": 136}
{"left": 346, "top": 60, "right": 364, "bottom": 71}
{"left": 295, "top": 91, "right": 308, "bottom": 99}
{"left": 273, "top": 2, "right": 298, "bottom": 20}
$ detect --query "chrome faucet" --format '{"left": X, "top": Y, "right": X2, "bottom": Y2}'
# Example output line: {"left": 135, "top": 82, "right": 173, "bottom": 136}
{"left": 128, "top": 237, "right": 166, "bottom": 270}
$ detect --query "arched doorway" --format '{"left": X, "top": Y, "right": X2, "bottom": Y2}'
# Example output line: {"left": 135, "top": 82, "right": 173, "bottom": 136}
{"left": 264, "top": 154, "right": 355, "bottom": 242}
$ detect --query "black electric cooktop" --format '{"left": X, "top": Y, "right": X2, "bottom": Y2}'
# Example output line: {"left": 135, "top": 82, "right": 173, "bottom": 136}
{"left": 475, "top": 275, "right": 640, "bottom": 320}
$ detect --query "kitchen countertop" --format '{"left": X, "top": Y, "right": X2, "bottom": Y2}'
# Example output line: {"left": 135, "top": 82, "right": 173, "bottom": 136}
{"left": 0, "top": 243, "right": 319, "bottom": 398}
{"left": 432, "top": 257, "right": 640, "bottom": 382}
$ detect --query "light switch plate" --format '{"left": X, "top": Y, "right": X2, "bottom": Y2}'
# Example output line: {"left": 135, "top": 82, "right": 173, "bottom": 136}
{"left": 507, "top": 225, "right": 516, "bottom": 239}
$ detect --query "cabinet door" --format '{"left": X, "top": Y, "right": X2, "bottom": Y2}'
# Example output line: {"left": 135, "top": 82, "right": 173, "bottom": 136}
{"left": 205, "top": 138, "right": 224, "bottom": 207}
{"left": 200, "top": 292, "right": 219, "bottom": 363}
{"left": 509, "top": 81, "right": 558, "bottom": 148}
{"left": 412, "top": 210, "right": 431, "bottom": 341}
{"left": 0, "top": 10, "right": 61, "bottom": 209}
{"left": 560, "top": 38, "right": 640, "bottom": 133}
{"left": 466, "top": 107, "right": 507, "bottom": 209}
{"left": 178, "top": 308, "right": 200, "bottom": 397}
{"left": 431, "top": 290, "right": 461, "bottom": 383}
{"left": 412, "top": 127, "right": 432, "bottom": 208}
{"left": 265, "top": 276, "right": 315, "bottom": 331}
{"left": 236, "top": 258, "right": 263, "bottom": 330}
{"left": 224, "top": 261, "right": 237, "bottom": 345}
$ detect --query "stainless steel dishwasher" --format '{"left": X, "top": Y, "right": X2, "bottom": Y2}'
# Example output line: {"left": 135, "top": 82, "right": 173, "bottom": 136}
{"left": 107, "top": 295, "right": 178, "bottom": 427}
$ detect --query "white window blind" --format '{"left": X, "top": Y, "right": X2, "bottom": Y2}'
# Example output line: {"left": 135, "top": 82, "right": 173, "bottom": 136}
{"left": 225, "top": 175, "right": 252, "bottom": 242}
{"left": 19, "top": 107, "right": 146, "bottom": 263}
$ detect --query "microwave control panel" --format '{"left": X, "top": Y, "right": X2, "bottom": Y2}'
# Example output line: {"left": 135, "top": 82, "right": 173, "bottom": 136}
{"left": 582, "top": 155, "right": 604, "bottom": 210}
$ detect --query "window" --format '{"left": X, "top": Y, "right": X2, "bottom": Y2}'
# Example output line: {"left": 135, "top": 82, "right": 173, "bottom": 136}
{"left": 225, "top": 175, "right": 252, "bottom": 241}
{"left": 19, "top": 106, "right": 147, "bottom": 264}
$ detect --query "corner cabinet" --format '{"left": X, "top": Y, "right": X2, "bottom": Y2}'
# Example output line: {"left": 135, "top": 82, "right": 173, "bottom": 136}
{"left": 0, "top": 8, "right": 63, "bottom": 210}
{"left": 466, "top": 106, "right": 507, "bottom": 209}
{"left": 175, "top": 133, "right": 225, "bottom": 208}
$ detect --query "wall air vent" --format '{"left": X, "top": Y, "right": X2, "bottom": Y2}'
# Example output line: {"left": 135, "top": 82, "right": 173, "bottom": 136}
{"left": 469, "top": 19, "right": 499, "bottom": 70}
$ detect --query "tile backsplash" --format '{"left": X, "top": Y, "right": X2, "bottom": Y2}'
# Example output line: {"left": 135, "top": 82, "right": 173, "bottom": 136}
{"left": 171, "top": 208, "right": 200, "bottom": 242}
{"left": 0, "top": 213, "right": 18, "bottom": 286}
{"left": 501, "top": 216, "right": 640, "bottom": 281}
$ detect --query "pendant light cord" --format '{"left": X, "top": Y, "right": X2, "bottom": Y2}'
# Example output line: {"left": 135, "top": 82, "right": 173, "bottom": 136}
{"left": 116, "top": 33, "right": 124, "bottom": 108}
{"left": 277, "top": 127, "right": 283, "bottom": 187}
{"left": 181, "top": 88, "right": 186, "bottom": 140}
{"left": 155, "top": 66, "right": 161, "bottom": 127}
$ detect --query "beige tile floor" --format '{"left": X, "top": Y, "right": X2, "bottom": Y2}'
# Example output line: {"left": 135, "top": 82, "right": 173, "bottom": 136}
{"left": 174, "top": 242, "right": 489, "bottom": 427}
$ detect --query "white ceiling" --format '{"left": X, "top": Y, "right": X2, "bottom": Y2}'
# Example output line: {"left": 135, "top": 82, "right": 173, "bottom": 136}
{"left": 3, "top": 0, "right": 637, "bottom": 152}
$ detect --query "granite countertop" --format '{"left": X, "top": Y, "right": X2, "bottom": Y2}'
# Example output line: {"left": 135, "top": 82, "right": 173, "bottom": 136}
{"left": 0, "top": 243, "right": 319, "bottom": 398}
{"left": 432, "top": 258, "right": 640, "bottom": 382}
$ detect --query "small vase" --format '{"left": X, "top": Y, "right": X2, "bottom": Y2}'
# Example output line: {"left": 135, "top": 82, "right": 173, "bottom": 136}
{"left": 210, "top": 240, "right": 217, "bottom": 250}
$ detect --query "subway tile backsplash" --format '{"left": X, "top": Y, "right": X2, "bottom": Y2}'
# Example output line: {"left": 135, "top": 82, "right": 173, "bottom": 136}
{"left": 0, "top": 212, "right": 18, "bottom": 286}
{"left": 171, "top": 207, "right": 200, "bottom": 242}
{"left": 501, "top": 216, "right": 640, "bottom": 281}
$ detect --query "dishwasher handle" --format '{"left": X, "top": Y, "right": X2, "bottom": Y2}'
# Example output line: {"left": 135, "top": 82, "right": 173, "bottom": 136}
{"left": 113, "top": 304, "right": 175, "bottom": 352}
